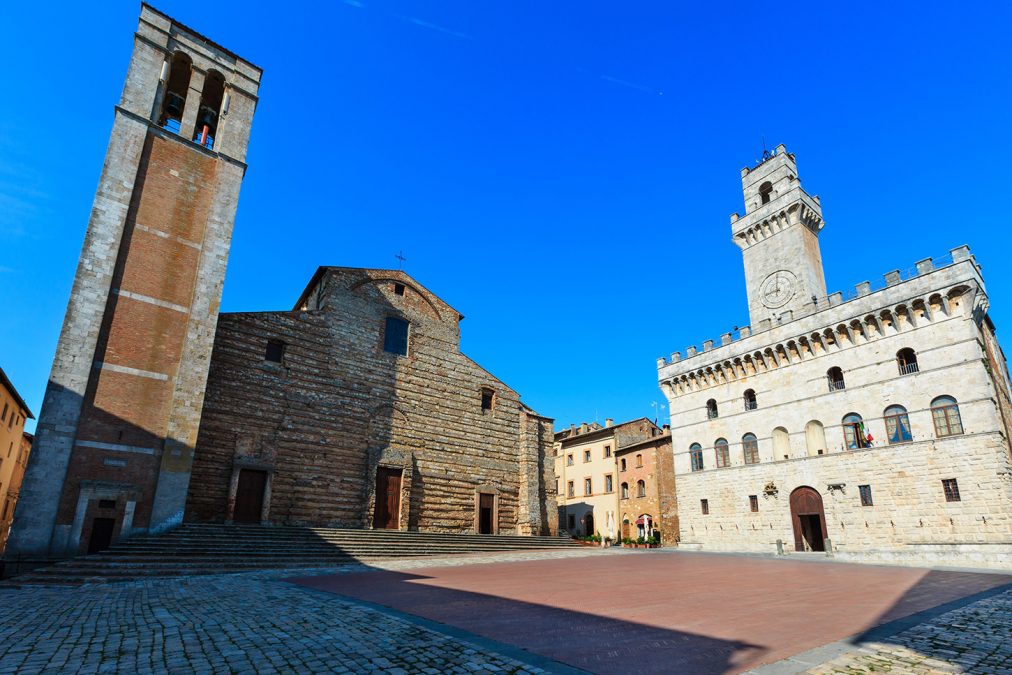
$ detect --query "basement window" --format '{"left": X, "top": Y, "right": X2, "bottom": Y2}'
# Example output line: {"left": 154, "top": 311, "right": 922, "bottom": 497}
{"left": 265, "top": 339, "right": 286, "bottom": 363}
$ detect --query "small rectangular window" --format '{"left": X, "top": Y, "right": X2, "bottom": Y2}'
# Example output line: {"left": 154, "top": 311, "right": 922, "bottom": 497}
{"left": 394, "top": 283, "right": 405, "bottom": 296}
{"left": 859, "top": 484, "right": 873, "bottom": 506}
{"left": 265, "top": 339, "right": 285, "bottom": 363}
{"left": 942, "top": 478, "right": 960, "bottom": 502}
{"left": 605, "top": 474, "right": 613, "bottom": 493}
{"left": 0, "top": 403, "right": 6, "bottom": 422}
{"left": 604, "top": 445, "right": 611, "bottom": 458}
{"left": 383, "top": 317, "right": 409, "bottom": 356}
{"left": 98, "top": 499, "right": 117, "bottom": 510}
{"left": 480, "top": 388, "right": 494, "bottom": 412}
{"left": 749, "top": 495, "right": 758, "bottom": 512}
{"left": 701, "top": 499, "right": 709, "bottom": 515}
{"left": 583, "top": 450, "right": 591, "bottom": 463}
{"left": 567, "top": 454, "right": 573, "bottom": 466}
{"left": 584, "top": 478, "right": 592, "bottom": 495}
{"left": 567, "top": 481, "right": 574, "bottom": 498}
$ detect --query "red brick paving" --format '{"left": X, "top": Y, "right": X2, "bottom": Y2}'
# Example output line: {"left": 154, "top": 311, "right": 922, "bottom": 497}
{"left": 291, "top": 552, "right": 1012, "bottom": 674}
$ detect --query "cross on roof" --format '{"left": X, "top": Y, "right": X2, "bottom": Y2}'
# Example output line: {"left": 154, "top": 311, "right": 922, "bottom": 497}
{"left": 395, "top": 251, "right": 407, "bottom": 270}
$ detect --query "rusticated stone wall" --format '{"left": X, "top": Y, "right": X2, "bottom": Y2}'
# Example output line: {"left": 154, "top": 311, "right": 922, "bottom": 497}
{"left": 186, "top": 267, "right": 556, "bottom": 535}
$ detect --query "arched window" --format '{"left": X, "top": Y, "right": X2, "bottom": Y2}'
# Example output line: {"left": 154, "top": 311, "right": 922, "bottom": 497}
{"left": 621, "top": 482, "right": 629, "bottom": 499}
{"left": 689, "top": 443, "right": 704, "bottom": 472}
{"left": 897, "top": 348, "right": 919, "bottom": 375}
{"left": 714, "top": 438, "right": 730, "bottom": 468}
{"left": 931, "top": 396, "right": 963, "bottom": 437}
{"left": 772, "top": 426, "right": 790, "bottom": 458}
{"left": 158, "top": 52, "right": 192, "bottom": 134}
{"left": 805, "top": 420, "right": 826, "bottom": 456}
{"left": 843, "top": 413, "right": 868, "bottom": 449}
{"left": 742, "top": 433, "right": 759, "bottom": 464}
{"left": 884, "top": 405, "right": 912, "bottom": 444}
{"left": 636, "top": 480, "right": 646, "bottom": 498}
{"left": 620, "top": 458, "right": 627, "bottom": 471}
{"left": 706, "top": 399, "right": 718, "bottom": 419}
{"left": 827, "top": 367, "right": 845, "bottom": 392}
{"left": 193, "top": 70, "right": 225, "bottom": 149}
{"left": 635, "top": 454, "right": 643, "bottom": 468}
{"left": 743, "top": 389, "right": 757, "bottom": 411}
{"left": 759, "top": 181, "right": 773, "bottom": 205}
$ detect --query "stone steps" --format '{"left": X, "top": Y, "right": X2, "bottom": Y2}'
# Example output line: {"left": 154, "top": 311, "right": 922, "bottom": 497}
{"left": 5, "top": 523, "right": 578, "bottom": 586}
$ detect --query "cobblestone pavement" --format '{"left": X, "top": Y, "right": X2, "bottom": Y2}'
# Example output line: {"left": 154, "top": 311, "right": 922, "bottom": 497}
{"left": 806, "top": 590, "right": 1012, "bottom": 674}
{"left": 0, "top": 549, "right": 603, "bottom": 674}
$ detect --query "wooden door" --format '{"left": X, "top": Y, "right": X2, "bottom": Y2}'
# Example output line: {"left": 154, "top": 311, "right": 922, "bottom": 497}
{"left": 234, "top": 469, "right": 267, "bottom": 523}
{"left": 373, "top": 468, "right": 402, "bottom": 529}
{"left": 478, "top": 493, "right": 494, "bottom": 534}
{"left": 790, "top": 486, "right": 828, "bottom": 551}
{"left": 87, "top": 517, "right": 116, "bottom": 554}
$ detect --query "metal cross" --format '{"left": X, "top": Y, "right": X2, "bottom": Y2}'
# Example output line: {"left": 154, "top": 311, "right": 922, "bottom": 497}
{"left": 395, "top": 251, "right": 407, "bottom": 270}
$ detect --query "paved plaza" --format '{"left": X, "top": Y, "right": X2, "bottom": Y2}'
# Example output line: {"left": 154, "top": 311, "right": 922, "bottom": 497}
{"left": 1, "top": 548, "right": 1010, "bottom": 674}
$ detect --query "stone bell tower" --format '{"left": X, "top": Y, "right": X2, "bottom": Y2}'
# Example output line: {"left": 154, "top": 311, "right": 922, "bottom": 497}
{"left": 9, "top": 5, "right": 261, "bottom": 558}
{"left": 731, "top": 144, "right": 827, "bottom": 328}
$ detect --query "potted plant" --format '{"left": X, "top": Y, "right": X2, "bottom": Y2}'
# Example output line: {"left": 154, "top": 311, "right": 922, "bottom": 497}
{"left": 646, "top": 536, "right": 659, "bottom": 548}
{"left": 636, "top": 536, "right": 646, "bottom": 549}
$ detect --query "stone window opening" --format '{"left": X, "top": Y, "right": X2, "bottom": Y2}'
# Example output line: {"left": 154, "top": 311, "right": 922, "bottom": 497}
{"left": 706, "top": 398, "right": 718, "bottom": 419}
{"left": 382, "top": 316, "right": 409, "bottom": 356}
{"left": 701, "top": 499, "right": 710, "bottom": 515}
{"left": 193, "top": 70, "right": 225, "bottom": 149}
{"left": 635, "top": 453, "right": 643, "bottom": 468}
{"left": 884, "top": 405, "right": 912, "bottom": 444}
{"left": 942, "top": 478, "right": 961, "bottom": 502}
{"left": 859, "top": 485, "right": 873, "bottom": 506}
{"left": 759, "top": 181, "right": 774, "bottom": 205}
{"left": 620, "top": 458, "right": 627, "bottom": 471}
{"left": 636, "top": 480, "right": 646, "bottom": 498}
{"left": 843, "top": 413, "right": 870, "bottom": 449}
{"left": 480, "top": 387, "right": 495, "bottom": 412}
{"left": 742, "top": 433, "right": 760, "bottom": 464}
{"left": 827, "top": 367, "right": 846, "bottom": 392}
{"left": 394, "top": 283, "right": 406, "bottom": 296}
{"left": 714, "top": 438, "right": 730, "bottom": 468}
{"left": 621, "top": 482, "right": 629, "bottom": 499}
{"left": 931, "top": 396, "right": 963, "bottom": 437}
{"left": 897, "top": 348, "right": 919, "bottom": 375}
{"left": 690, "top": 443, "right": 704, "bottom": 471}
{"left": 744, "top": 389, "right": 757, "bottom": 412}
{"left": 749, "top": 495, "right": 759, "bottom": 512}
{"left": 265, "top": 339, "right": 286, "bottom": 363}
{"left": 157, "top": 52, "right": 191, "bottom": 134}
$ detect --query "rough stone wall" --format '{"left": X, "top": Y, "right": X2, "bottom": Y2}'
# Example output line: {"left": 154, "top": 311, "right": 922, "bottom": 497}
{"left": 616, "top": 435, "right": 676, "bottom": 544}
{"left": 979, "top": 316, "right": 1012, "bottom": 460}
{"left": 8, "top": 5, "right": 260, "bottom": 558}
{"left": 187, "top": 268, "right": 554, "bottom": 534}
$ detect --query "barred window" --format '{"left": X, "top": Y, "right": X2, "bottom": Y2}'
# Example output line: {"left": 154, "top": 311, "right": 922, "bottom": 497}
{"left": 897, "top": 348, "right": 919, "bottom": 375}
{"left": 942, "top": 478, "right": 960, "bottom": 502}
{"left": 744, "top": 389, "right": 757, "bottom": 411}
{"left": 690, "top": 443, "right": 704, "bottom": 472}
{"left": 859, "top": 484, "right": 873, "bottom": 506}
{"left": 706, "top": 399, "right": 718, "bottom": 419}
{"left": 931, "top": 396, "right": 963, "bottom": 437}
{"left": 827, "top": 367, "right": 845, "bottom": 392}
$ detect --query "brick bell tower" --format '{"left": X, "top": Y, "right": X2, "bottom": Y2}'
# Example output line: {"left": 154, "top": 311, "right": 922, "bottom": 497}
{"left": 9, "top": 5, "right": 261, "bottom": 558}
{"left": 731, "top": 144, "right": 827, "bottom": 328}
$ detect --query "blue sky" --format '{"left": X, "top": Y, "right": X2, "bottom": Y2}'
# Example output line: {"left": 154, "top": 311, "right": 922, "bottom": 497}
{"left": 1, "top": 1, "right": 1010, "bottom": 433}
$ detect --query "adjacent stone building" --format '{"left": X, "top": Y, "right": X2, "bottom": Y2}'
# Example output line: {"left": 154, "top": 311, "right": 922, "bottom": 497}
{"left": 615, "top": 429, "right": 676, "bottom": 544}
{"left": 185, "top": 267, "right": 556, "bottom": 535}
{"left": 657, "top": 145, "right": 1012, "bottom": 568}
{"left": 554, "top": 418, "right": 659, "bottom": 539}
{"left": 9, "top": 5, "right": 263, "bottom": 559}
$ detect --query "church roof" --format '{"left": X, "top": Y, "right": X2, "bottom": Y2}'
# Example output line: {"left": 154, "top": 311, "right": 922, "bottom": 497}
{"left": 292, "top": 266, "right": 465, "bottom": 320}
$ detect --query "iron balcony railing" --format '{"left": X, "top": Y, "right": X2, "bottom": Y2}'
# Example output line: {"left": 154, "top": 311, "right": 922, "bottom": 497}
{"left": 899, "top": 362, "right": 920, "bottom": 375}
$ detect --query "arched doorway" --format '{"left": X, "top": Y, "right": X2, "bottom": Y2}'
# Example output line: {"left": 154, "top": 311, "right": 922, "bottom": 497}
{"left": 790, "top": 486, "right": 828, "bottom": 552}
{"left": 585, "top": 512, "right": 595, "bottom": 537}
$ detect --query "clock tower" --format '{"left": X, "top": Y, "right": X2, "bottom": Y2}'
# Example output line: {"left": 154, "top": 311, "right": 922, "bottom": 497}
{"left": 731, "top": 144, "right": 827, "bottom": 327}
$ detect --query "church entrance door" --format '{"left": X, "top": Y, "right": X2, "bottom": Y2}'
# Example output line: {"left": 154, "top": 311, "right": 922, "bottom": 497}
{"left": 87, "top": 517, "right": 116, "bottom": 554}
{"left": 373, "top": 468, "right": 401, "bottom": 529}
{"left": 790, "top": 486, "right": 828, "bottom": 551}
{"left": 478, "top": 493, "right": 494, "bottom": 534}
{"left": 234, "top": 469, "right": 267, "bottom": 523}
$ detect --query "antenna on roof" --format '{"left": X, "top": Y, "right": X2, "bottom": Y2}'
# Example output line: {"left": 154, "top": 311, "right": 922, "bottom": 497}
{"left": 761, "top": 135, "right": 773, "bottom": 162}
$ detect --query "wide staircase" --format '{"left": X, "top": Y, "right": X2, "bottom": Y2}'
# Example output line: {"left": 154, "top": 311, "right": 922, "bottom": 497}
{"left": 5, "top": 524, "right": 580, "bottom": 586}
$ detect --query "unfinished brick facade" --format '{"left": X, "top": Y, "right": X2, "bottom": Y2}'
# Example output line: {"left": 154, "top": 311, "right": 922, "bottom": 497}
{"left": 616, "top": 431, "right": 677, "bottom": 544}
{"left": 185, "top": 268, "right": 557, "bottom": 535}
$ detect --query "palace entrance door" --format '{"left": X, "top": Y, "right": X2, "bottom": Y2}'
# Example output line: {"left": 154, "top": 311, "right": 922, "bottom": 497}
{"left": 373, "top": 468, "right": 402, "bottom": 529}
{"left": 790, "top": 486, "right": 828, "bottom": 552}
{"left": 234, "top": 469, "right": 267, "bottom": 523}
{"left": 478, "top": 493, "right": 494, "bottom": 534}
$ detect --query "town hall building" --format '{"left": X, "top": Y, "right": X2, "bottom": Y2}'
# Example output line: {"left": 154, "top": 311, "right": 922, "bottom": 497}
{"left": 657, "top": 145, "right": 1012, "bottom": 568}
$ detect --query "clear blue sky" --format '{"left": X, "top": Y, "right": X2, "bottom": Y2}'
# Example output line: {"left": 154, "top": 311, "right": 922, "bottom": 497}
{"left": 2, "top": 1, "right": 1010, "bottom": 433}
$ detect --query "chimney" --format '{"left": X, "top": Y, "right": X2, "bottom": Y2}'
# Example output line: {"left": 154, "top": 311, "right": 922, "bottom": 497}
{"left": 580, "top": 422, "right": 589, "bottom": 434}
{"left": 605, "top": 418, "right": 614, "bottom": 428}
{"left": 663, "top": 424, "right": 670, "bottom": 432}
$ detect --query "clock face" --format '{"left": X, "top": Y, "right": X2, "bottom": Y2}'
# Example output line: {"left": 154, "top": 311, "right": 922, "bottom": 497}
{"left": 760, "top": 270, "right": 797, "bottom": 309}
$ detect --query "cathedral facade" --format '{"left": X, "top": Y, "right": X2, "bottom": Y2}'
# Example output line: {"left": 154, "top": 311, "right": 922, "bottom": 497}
{"left": 657, "top": 146, "right": 1012, "bottom": 567}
